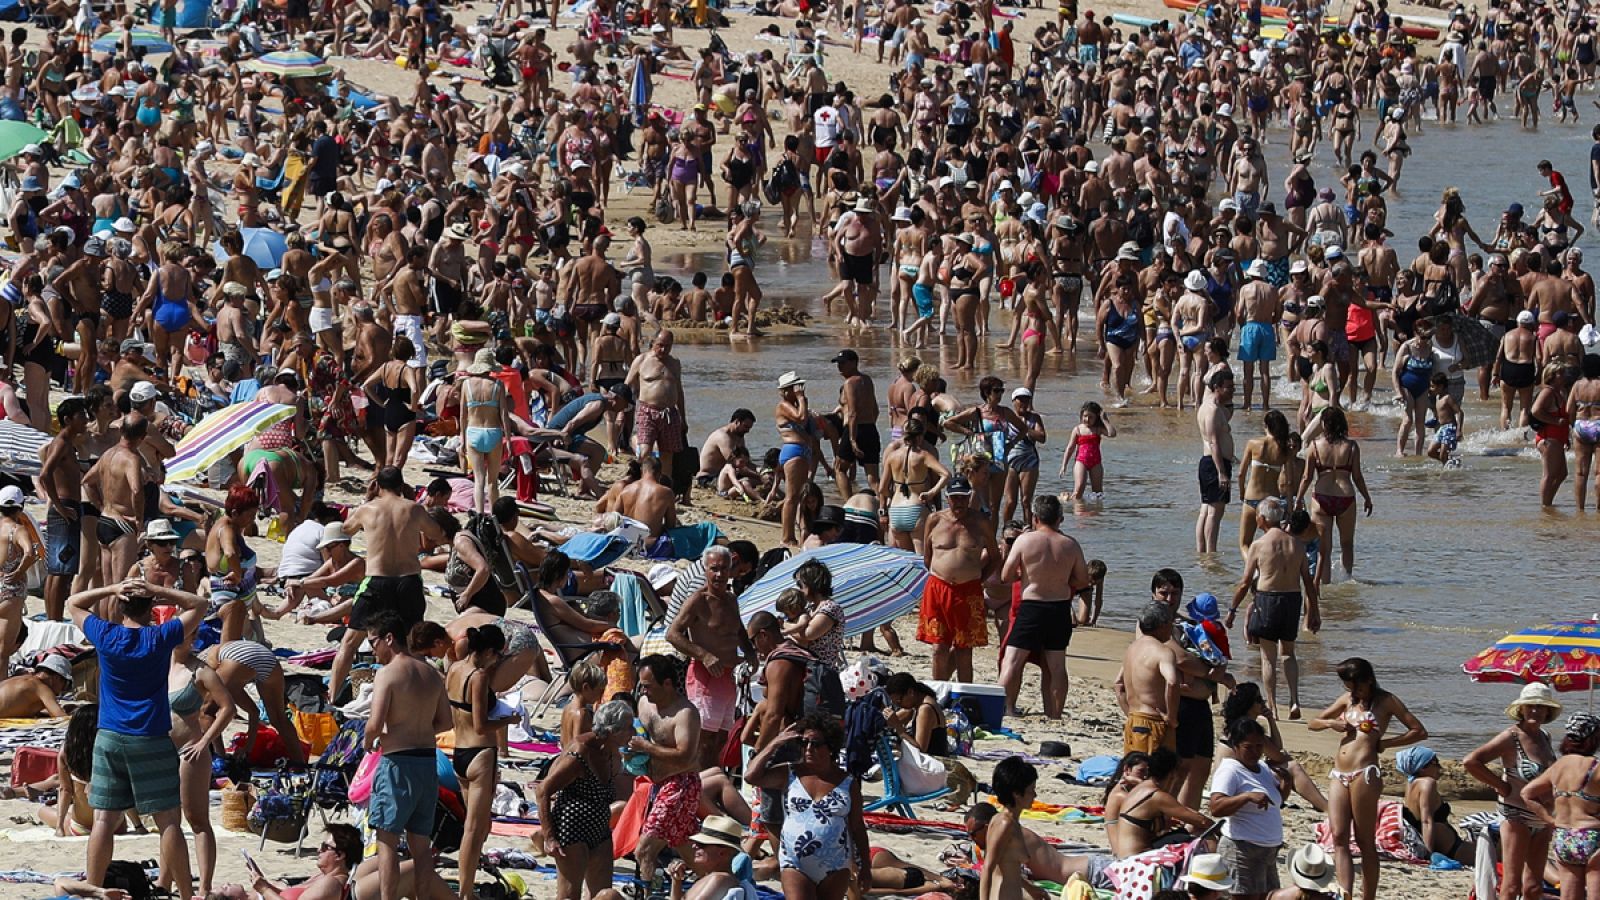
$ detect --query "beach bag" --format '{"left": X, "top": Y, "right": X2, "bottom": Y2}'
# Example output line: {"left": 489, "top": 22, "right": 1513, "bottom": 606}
{"left": 102, "top": 861, "right": 156, "bottom": 900}
{"left": 898, "top": 739, "right": 948, "bottom": 796}
{"left": 468, "top": 512, "right": 518, "bottom": 592}
{"left": 293, "top": 709, "right": 339, "bottom": 755}
{"left": 349, "top": 749, "right": 382, "bottom": 805}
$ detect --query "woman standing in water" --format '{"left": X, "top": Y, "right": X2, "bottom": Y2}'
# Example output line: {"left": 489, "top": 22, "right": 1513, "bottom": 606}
{"left": 1392, "top": 318, "right": 1437, "bottom": 457}
{"left": 1464, "top": 682, "right": 1561, "bottom": 900}
{"left": 1309, "top": 658, "right": 1427, "bottom": 900}
{"left": 1296, "top": 408, "right": 1373, "bottom": 585}
{"left": 1532, "top": 362, "right": 1574, "bottom": 507}
{"left": 1236, "top": 409, "right": 1295, "bottom": 558}
{"left": 1568, "top": 354, "right": 1600, "bottom": 510}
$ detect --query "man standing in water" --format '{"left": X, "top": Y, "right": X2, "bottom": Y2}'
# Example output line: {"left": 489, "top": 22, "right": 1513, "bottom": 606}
{"left": 833, "top": 349, "right": 882, "bottom": 493}
{"left": 362, "top": 611, "right": 453, "bottom": 900}
{"left": 1228, "top": 497, "right": 1322, "bottom": 719}
{"left": 333, "top": 467, "right": 446, "bottom": 701}
{"left": 918, "top": 477, "right": 998, "bottom": 682}
{"left": 998, "top": 496, "right": 1089, "bottom": 720}
{"left": 666, "top": 546, "right": 752, "bottom": 768}
{"left": 981, "top": 757, "right": 1036, "bottom": 900}
{"left": 1116, "top": 602, "right": 1183, "bottom": 754}
{"left": 1196, "top": 370, "right": 1236, "bottom": 554}
{"left": 631, "top": 655, "right": 704, "bottom": 893}
{"left": 628, "top": 329, "right": 688, "bottom": 499}
{"left": 1235, "top": 260, "right": 1281, "bottom": 412}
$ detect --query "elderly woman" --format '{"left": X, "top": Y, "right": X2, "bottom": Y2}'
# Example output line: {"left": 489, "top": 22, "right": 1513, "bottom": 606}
{"left": 1309, "top": 658, "right": 1427, "bottom": 900}
{"left": 1397, "top": 746, "right": 1475, "bottom": 865}
{"left": 537, "top": 699, "right": 634, "bottom": 900}
{"left": 1531, "top": 362, "right": 1574, "bottom": 507}
{"left": 1208, "top": 719, "right": 1285, "bottom": 900}
{"left": 1465, "top": 682, "right": 1562, "bottom": 899}
{"left": 747, "top": 713, "right": 870, "bottom": 900}
{"left": 1522, "top": 713, "right": 1600, "bottom": 900}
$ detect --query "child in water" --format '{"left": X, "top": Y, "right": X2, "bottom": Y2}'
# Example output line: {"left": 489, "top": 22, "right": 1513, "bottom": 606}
{"left": 1061, "top": 402, "right": 1117, "bottom": 500}
{"left": 1426, "top": 372, "right": 1462, "bottom": 467}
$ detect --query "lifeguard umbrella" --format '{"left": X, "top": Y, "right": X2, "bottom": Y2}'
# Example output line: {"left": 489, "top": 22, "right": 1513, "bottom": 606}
{"left": 737, "top": 543, "right": 928, "bottom": 637}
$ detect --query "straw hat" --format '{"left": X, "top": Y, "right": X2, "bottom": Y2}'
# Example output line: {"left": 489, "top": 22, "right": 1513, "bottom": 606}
{"left": 1507, "top": 682, "right": 1563, "bottom": 721}
{"left": 144, "top": 519, "right": 180, "bottom": 542}
{"left": 688, "top": 816, "right": 744, "bottom": 851}
{"left": 1289, "top": 844, "right": 1336, "bottom": 891}
{"left": 444, "top": 223, "right": 472, "bottom": 241}
{"left": 466, "top": 348, "right": 497, "bottom": 376}
{"left": 776, "top": 371, "right": 805, "bottom": 390}
{"left": 1181, "top": 854, "right": 1234, "bottom": 891}
{"left": 318, "top": 522, "right": 353, "bottom": 549}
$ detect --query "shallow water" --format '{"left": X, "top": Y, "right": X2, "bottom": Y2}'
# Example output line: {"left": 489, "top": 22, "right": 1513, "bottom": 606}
{"left": 647, "top": 113, "right": 1600, "bottom": 754}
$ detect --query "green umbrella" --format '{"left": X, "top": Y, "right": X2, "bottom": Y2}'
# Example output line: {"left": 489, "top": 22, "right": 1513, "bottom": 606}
{"left": 0, "top": 121, "right": 49, "bottom": 162}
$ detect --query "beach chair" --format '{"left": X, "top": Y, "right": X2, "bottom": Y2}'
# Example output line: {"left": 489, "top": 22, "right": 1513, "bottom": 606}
{"left": 863, "top": 733, "right": 951, "bottom": 819}
{"left": 524, "top": 588, "right": 629, "bottom": 720}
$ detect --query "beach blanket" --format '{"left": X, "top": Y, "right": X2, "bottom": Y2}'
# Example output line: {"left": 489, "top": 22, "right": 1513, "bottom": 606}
{"left": 1313, "top": 800, "right": 1426, "bottom": 864}
{"left": 650, "top": 521, "right": 723, "bottom": 560}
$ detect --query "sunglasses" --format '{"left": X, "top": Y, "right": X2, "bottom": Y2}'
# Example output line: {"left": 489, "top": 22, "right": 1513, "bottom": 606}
{"left": 799, "top": 738, "right": 828, "bottom": 749}
{"left": 320, "top": 842, "right": 338, "bottom": 853}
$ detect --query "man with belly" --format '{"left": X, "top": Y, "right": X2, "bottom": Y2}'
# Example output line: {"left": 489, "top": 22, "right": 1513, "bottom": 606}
{"left": 917, "top": 477, "right": 997, "bottom": 682}
{"left": 1229, "top": 496, "right": 1321, "bottom": 720}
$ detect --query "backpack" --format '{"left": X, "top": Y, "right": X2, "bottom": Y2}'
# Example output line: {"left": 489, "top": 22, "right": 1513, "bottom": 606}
{"left": 467, "top": 512, "right": 518, "bottom": 593}
{"left": 766, "top": 157, "right": 799, "bottom": 199}
{"left": 103, "top": 860, "right": 156, "bottom": 900}
{"left": 768, "top": 642, "right": 845, "bottom": 719}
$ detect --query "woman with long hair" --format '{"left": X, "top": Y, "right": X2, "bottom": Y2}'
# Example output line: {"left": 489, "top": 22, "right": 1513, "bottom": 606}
{"left": 1237, "top": 410, "right": 1296, "bottom": 557}
{"left": 877, "top": 418, "right": 951, "bottom": 552}
{"left": 363, "top": 335, "right": 425, "bottom": 469}
{"left": 37, "top": 705, "right": 100, "bottom": 836}
{"left": 447, "top": 624, "right": 510, "bottom": 898}
{"left": 1296, "top": 408, "right": 1374, "bottom": 585}
{"left": 1102, "top": 748, "right": 1213, "bottom": 857}
{"left": 727, "top": 204, "right": 766, "bottom": 338}
{"left": 1309, "top": 658, "right": 1427, "bottom": 900}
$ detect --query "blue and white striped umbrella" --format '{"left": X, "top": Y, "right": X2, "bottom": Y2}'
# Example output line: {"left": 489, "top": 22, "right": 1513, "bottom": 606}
{"left": 737, "top": 544, "right": 928, "bottom": 637}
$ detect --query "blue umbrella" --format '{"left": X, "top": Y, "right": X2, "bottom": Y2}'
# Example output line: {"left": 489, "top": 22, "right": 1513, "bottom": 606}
{"left": 92, "top": 28, "right": 175, "bottom": 53}
{"left": 212, "top": 226, "right": 287, "bottom": 269}
{"left": 737, "top": 544, "right": 928, "bottom": 637}
{"left": 629, "top": 57, "right": 650, "bottom": 127}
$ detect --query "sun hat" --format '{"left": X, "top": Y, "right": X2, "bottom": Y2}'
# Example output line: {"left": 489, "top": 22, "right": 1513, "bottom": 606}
{"left": 1290, "top": 259, "right": 1310, "bottom": 274}
{"left": 444, "top": 223, "right": 472, "bottom": 241}
{"left": 1246, "top": 259, "right": 1268, "bottom": 278}
{"left": 854, "top": 197, "right": 875, "bottom": 213}
{"left": 467, "top": 348, "right": 497, "bottom": 376}
{"left": 777, "top": 371, "right": 805, "bottom": 390}
{"left": 113, "top": 217, "right": 136, "bottom": 234}
{"left": 1507, "top": 682, "right": 1563, "bottom": 720}
{"left": 1289, "top": 844, "right": 1337, "bottom": 891}
{"left": 1083, "top": 159, "right": 1100, "bottom": 173}
{"left": 892, "top": 206, "right": 913, "bottom": 223}
{"left": 1116, "top": 241, "right": 1140, "bottom": 261}
{"left": 0, "top": 485, "right": 23, "bottom": 510}
{"left": 144, "top": 518, "right": 181, "bottom": 542}
{"left": 1184, "top": 270, "right": 1208, "bottom": 291}
{"left": 130, "top": 381, "right": 161, "bottom": 404}
{"left": 689, "top": 816, "right": 744, "bottom": 851}
{"left": 318, "top": 522, "right": 353, "bottom": 549}
{"left": 603, "top": 312, "right": 622, "bottom": 328}
{"left": 647, "top": 562, "right": 681, "bottom": 591}
{"left": 35, "top": 654, "right": 72, "bottom": 684}
{"left": 1181, "top": 854, "right": 1234, "bottom": 891}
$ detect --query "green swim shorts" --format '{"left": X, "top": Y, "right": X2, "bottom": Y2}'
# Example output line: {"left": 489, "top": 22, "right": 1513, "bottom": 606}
{"left": 90, "top": 731, "right": 182, "bottom": 814}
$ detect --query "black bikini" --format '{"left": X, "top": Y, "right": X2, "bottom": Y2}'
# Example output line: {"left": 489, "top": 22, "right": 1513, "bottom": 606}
{"left": 450, "top": 669, "right": 498, "bottom": 779}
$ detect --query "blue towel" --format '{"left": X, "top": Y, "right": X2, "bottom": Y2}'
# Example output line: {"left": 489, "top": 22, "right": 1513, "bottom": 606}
{"left": 559, "top": 532, "right": 632, "bottom": 569}
{"left": 658, "top": 521, "right": 723, "bottom": 560}
{"left": 615, "top": 572, "right": 648, "bottom": 638}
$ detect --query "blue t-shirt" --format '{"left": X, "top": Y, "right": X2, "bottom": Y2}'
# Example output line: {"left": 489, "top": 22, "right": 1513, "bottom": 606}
{"left": 82, "top": 616, "right": 185, "bottom": 737}
{"left": 547, "top": 393, "right": 604, "bottom": 436}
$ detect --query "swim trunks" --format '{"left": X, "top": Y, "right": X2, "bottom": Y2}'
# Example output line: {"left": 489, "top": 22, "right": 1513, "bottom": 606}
{"left": 1122, "top": 710, "right": 1176, "bottom": 756}
{"left": 634, "top": 401, "right": 687, "bottom": 453}
{"left": 1237, "top": 320, "right": 1277, "bottom": 362}
{"left": 642, "top": 770, "right": 702, "bottom": 846}
{"left": 349, "top": 573, "right": 428, "bottom": 632}
{"left": 916, "top": 574, "right": 988, "bottom": 649}
{"left": 90, "top": 732, "right": 181, "bottom": 814}
{"left": 1198, "top": 457, "right": 1232, "bottom": 505}
{"left": 1175, "top": 695, "right": 1216, "bottom": 760}
{"left": 1004, "top": 599, "right": 1072, "bottom": 652}
{"left": 686, "top": 660, "right": 737, "bottom": 732}
{"left": 1247, "top": 590, "right": 1303, "bottom": 643}
{"left": 368, "top": 748, "right": 438, "bottom": 836}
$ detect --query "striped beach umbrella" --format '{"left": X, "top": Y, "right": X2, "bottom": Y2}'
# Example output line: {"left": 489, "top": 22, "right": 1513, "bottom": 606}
{"left": 164, "top": 401, "right": 296, "bottom": 484}
{"left": 247, "top": 50, "right": 335, "bottom": 79}
{"left": 91, "top": 28, "right": 174, "bottom": 53}
{"left": 0, "top": 420, "right": 51, "bottom": 476}
{"left": 737, "top": 544, "right": 928, "bottom": 637}
{"left": 1463, "top": 620, "right": 1600, "bottom": 691}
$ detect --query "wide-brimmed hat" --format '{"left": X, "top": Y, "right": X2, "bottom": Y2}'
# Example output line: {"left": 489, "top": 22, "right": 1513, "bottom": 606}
{"left": 144, "top": 518, "right": 179, "bottom": 542}
{"left": 1289, "top": 844, "right": 1336, "bottom": 891}
{"left": 1181, "top": 854, "right": 1234, "bottom": 891}
{"left": 318, "top": 522, "right": 352, "bottom": 549}
{"left": 1184, "top": 270, "right": 1208, "bottom": 291}
{"left": 689, "top": 815, "right": 744, "bottom": 851}
{"left": 444, "top": 223, "right": 472, "bottom": 241}
{"left": 777, "top": 371, "right": 805, "bottom": 390}
{"left": 466, "top": 348, "right": 497, "bottom": 376}
{"left": 1507, "top": 682, "right": 1563, "bottom": 720}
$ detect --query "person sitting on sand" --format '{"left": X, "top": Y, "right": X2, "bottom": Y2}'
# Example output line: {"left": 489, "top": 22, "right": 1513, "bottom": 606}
{"left": 0, "top": 655, "right": 73, "bottom": 718}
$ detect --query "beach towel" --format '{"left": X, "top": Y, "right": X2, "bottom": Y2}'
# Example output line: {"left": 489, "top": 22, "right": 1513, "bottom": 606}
{"left": 559, "top": 532, "right": 633, "bottom": 569}
{"left": 1313, "top": 800, "right": 1426, "bottom": 864}
{"left": 654, "top": 521, "right": 723, "bottom": 560}
{"left": 612, "top": 777, "right": 652, "bottom": 859}
{"left": 615, "top": 571, "right": 648, "bottom": 637}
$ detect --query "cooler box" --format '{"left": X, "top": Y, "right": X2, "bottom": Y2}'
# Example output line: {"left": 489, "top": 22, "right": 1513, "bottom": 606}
{"left": 927, "top": 681, "right": 1006, "bottom": 731}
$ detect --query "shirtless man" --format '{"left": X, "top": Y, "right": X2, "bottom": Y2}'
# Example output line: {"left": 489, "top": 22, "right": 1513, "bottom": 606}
{"left": 333, "top": 467, "right": 446, "bottom": 701}
{"left": 631, "top": 655, "right": 704, "bottom": 890}
{"left": 383, "top": 245, "right": 430, "bottom": 369}
{"left": 1228, "top": 139, "right": 1267, "bottom": 219}
{"left": 83, "top": 414, "right": 149, "bottom": 588}
{"left": 39, "top": 397, "right": 88, "bottom": 618}
{"left": 1115, "top": 601, "right": 1183, "bottom": 754}
{"left": 1354, "top": 225, "right": 1400, "bottom": 406}
{"left": 997, "top": 496, "right": 1089, "bottom": 719}
{"left": 214, "top": 284, "right": 257, "bottom": 378}
{"left": 918, "top": 477, "right": 998, "bottom": 682}
{"left": 627, "top": 330, "right": 688, "bottom": 497}
{"left": 666, "top": 547, "right": 753, "bottom": 769}
{"left": 562, "top": 234, "right": 622, "bottom": 372}
{"left": 0, "top": 657, "right": 71, "bottom": 718}
{"left": 1528, "top": 254, "right": 1591, "bottom": 344}
{"left": 1235, "top": 260, "right": 1282, "bottom": 412}
{"left": 50, "top": 237, "right": 106, "bottom": 393}
{"left": 617, "top": 456, "right": 679, "bottom": 538}
{"left": 695, "top": 409, "right": 756, "bottom": 488}
{"left": 837, "top": 198, "right": 884, "bottom": 325}
{"left": 833, "top": 348, "right": 882, "bottom": 493}
{"left": 1228, "top": 497, "right": 1321, "bottom": 719}
{"left": 428, "top": 225, "right": 471, "bottom": 349}
{"left": 362, "top": 610, "right": 453, "bottom": 900}
{"left": 1197, "top": 370, "right": 1236, "bottom": 554}
{"left": 981, "top": 757, "right": 1036, "bottom": 900}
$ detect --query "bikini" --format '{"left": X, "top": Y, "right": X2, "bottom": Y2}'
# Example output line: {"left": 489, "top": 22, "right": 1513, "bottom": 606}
{"left": 1552, "top": 757, "right": 1600, "bottom": 866}
{"left": 449, "top": 669, "right": 498, "bottom": 779}
{"left": 888, "top": 443, "right": 931, "bottom": 533}
{"left": 1311, "top": 444, "right": 1357, "bottom": 517}
{"left": 1498, "top": 732, "right": 1553, "bottom": 830}
{"left": 778, "top": 417, "right": 814, "bottom": 466}
{"left": 464, "top": 378, "right": 505, "bottom": 455}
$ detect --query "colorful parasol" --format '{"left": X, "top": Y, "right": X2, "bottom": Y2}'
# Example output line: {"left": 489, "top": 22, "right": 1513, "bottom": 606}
{"left": 164, "top": 401, "right": 297, "bottom": 484}
{"left": 737, "top": 543, "right": 928, "bottom": 637}
{"left": 91, "top": 28, "right": 174, "bottom": 53}
{"left": 1462, "top": 620, "right": 1600, "bottom": 691}
{"left": 247, "top": 50, "right": 334, "bottom": 79}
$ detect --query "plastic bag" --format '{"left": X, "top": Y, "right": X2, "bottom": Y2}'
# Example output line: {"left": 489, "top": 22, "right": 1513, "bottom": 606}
{"left": 897, "top": 739, "right": 948, "bottom": 796}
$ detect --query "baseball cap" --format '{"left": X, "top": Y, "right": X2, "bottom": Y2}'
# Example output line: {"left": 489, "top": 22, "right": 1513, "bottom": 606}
{"left": 130, "top": 382, "right": 160, "bottom": 404}
{"left": 603, "top": 312, "right": 622, "bottom": 328}
{"left": 1517, "top": 309, "right": 1536, "bottom": 326}
{"left": 0, "top": 485, "right": 22, "bottom": 510}
{"left": 648, "top": 563, "right": 681, "bottom": 591}
{"left": 946, "top": 476, "right": 974, "bottom": 496}
{"left": 831, "top": 349, "right": 859, "bottom": 364}
{"left": 1011, "top": 387, "right": 1033, "bottom": 400}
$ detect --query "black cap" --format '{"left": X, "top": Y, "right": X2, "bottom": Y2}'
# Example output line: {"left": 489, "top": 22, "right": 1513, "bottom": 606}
{"left": 607, "top": 383, "right": 634, "bottom": 405}
{"left": 811, "top": 505, "right": 846, "bottom": 530}
{"left": 831, "top": 349, "right": 859, "bottom": 364}
{"left": 946, "top": 476, "right": 974, "bottom": 496}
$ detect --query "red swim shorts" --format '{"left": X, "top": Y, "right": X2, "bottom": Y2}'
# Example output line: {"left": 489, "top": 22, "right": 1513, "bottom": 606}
{"left": 642, "top": 770, "right": 703, "bottom": 846}
{"left": 635, "top": 401, "right": 687, "bottom": 453}
{"left": 916, "top": 574, "right": 988, "bottom": 649}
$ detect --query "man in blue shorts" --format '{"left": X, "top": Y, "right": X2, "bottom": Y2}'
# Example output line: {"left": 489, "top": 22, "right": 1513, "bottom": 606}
{"left": 1235, "top": 260, "right": 1282, "bottom": 412}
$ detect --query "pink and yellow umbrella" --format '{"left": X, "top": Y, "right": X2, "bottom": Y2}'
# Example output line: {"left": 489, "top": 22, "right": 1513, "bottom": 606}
{"left": 1463, "top": 620, "right": 1600, "bottom": 692}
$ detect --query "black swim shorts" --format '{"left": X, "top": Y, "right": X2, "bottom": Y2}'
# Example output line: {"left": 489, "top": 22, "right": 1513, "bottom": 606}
{"left": 1198, "top": 456, "right": 1232, "bottom": 505}
{"left": 1247, "top": 590, "right": 1303, "bottom": 644}
{"left": 1005, "top": 599, "right": 1073, "bottom": 652}
{"left": 1174, "top": 695, "right": 1215, "bottom": 760}
{"left": 350, "top": 573, "right": 428, "bottom": 632}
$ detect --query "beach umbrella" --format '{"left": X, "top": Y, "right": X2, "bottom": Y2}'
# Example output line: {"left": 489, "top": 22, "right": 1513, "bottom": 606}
{"left": 247, "top": 50, "right": 334, "bottom": 79}
{"left": 737, "top": 544, "right": 928, "bottom": 637}
{"left": 0, "top": 121, "right": 49, "bottom": 162}
{"left": 164, "top": 401, "right": 297, "bottom": 484}
{"left": 629, "top": 57, "right": 650, "bottom": 127}
{"left": 0, "top": 420, "right": 51, "bottom": 476}
{"left": 1444, "top": 313, "right": 1497, "bottom": 370}
{"left": 91, "top": 28, "right": 174, "bottom": 53}
{"left": 1463, "top": 620, "right": 1600, "bottom": 691}
{"left": 211, "top": 226, "right": 288, "bottom": 269}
